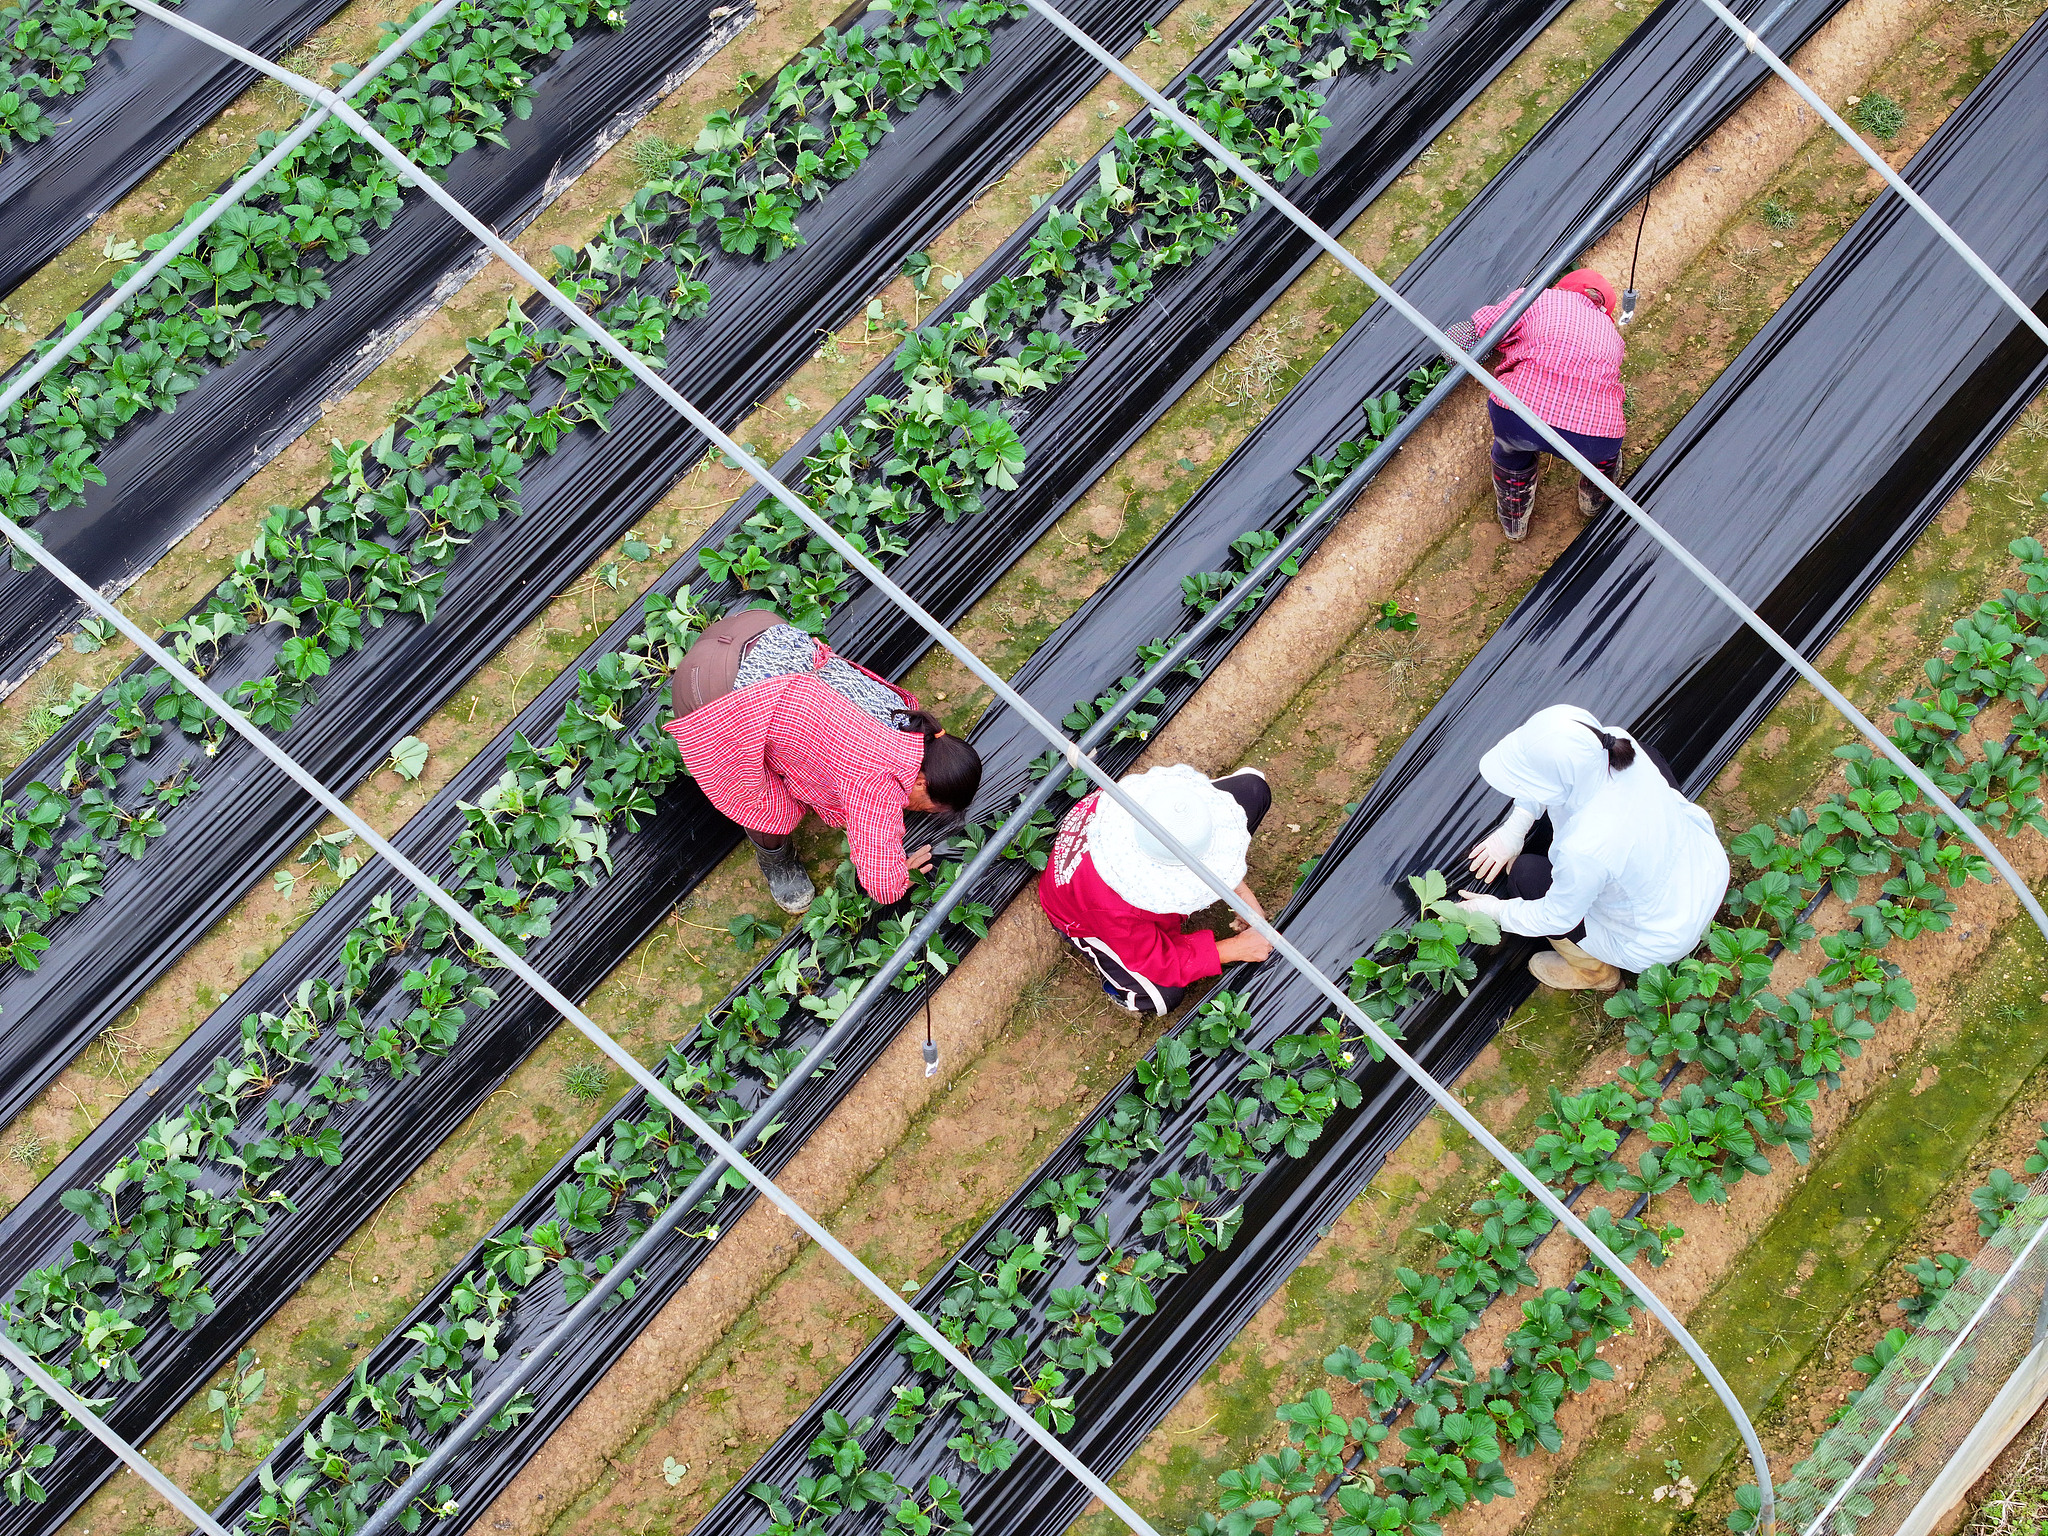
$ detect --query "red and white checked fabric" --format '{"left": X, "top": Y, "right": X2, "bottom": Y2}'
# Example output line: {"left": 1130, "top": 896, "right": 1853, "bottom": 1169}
{"left": 665, "top": 673, "right": 924, "bottom": 902}
{"left": 1467, "top": 286, "right": 1626, "bottom": 437}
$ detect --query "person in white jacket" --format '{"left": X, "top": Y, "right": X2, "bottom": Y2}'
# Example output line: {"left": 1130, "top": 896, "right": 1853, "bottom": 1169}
{"left": 1455, "top": 704, "right": 1728, "bottom": 991}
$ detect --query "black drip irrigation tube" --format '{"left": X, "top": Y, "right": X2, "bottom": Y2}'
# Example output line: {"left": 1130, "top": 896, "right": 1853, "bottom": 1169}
{"left": 0, "top": 0, "right": 348, "bottom": 302}
{"left": 0, "top": 0, "right": 745, "bottom": 682}
{"left": 0, "top": 0, "right": 1571, "bottom": 1523}
{"left": 0, "top": 0, "right": 1193, "bottom": 1137}
{"left": 147, "top": 0, "right": 1885, "bottom": 1528}
{"left": 683, "top": 17, "right": 2048, "bottom": 1536}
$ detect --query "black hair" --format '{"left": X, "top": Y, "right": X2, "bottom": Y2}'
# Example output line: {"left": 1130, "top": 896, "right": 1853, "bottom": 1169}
{"left": 900, "top": 709, "right": 983, "bottom": 810}
{"left": 1581, "top": 721, "right": 1637, "bottom": 772}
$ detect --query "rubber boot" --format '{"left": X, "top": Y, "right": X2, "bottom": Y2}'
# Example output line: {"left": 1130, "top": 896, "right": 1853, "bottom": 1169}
{"left": 1578, "top": 447, "right": 1622, "bottom": 518}
{"left": 749, "top": 833, "right": 816, "bottom": 913}
{"left": 1528, "top": 936, "right": 1621, "bottom": 992}
{"left": 1492, "top": 462, "right": 1537, "bottom": 541}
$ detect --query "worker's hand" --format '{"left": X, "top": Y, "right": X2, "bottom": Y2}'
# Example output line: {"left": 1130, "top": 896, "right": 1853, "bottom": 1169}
{"left": 1467, "top": 821, "right": 1528, "bottom": 882}
{"left": 1217, "top": 928, "right": 1273, "bottom": 965}
{"left": 906, "top": 844, "right": 934, "bottom": 873}
{"left": 1227, "top": 879, "right": 1267, "bottom": 932}
{"left": 1456, "top": 891, "right": 1507, "bottom": 919}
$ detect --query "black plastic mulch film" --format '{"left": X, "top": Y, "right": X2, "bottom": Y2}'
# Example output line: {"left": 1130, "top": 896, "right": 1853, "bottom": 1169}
{"left": 0, "top": 0, "right": 1571, "bottom": 1525}
{"left": 687, "top": 19, "right": 2048, "bottom": 1536}
{"left": 0, "top": 0, "right": 348, "bottom": 302}
{"left": 159, "top": 0, "right": 1912, "bottom": 1528}
{"left": 0, "top": 0, "right": 1198, "bottom": 1137}
{"left": 0, "top": 0, "right": 743, "bottom": 681}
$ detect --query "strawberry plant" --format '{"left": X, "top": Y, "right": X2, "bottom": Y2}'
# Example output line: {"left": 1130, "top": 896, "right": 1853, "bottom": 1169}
{"left": 1188, "top": 540, "right": 2048, "bottom": 1536}
{"left": 0, "top": 0, "right": 178, "bottom": 158}
{"left": 3, "top": 0, "right": 635, "bottom": 542}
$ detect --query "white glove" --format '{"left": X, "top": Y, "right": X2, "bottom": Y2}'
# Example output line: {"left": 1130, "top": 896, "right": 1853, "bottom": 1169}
{"left": 1456, "top": 892, "right": 1507, "bottom": 920}
{"left": 1467, "top": 805, "right": 1536, "bottom": 882}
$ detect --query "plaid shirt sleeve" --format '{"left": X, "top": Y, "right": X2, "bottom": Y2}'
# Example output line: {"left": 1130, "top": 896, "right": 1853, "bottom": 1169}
{"left": 840, "top": 776, "right": 912, "bottom": 903}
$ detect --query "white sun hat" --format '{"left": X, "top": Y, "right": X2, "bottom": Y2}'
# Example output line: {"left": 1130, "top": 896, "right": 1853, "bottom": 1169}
{"left": 1087, "top": 764, "right": 1253, "bottom": 916}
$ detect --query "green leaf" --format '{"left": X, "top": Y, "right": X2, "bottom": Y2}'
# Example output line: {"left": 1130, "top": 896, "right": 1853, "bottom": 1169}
{"left": 387, "top": 736, "right": 430, "bottom": 781}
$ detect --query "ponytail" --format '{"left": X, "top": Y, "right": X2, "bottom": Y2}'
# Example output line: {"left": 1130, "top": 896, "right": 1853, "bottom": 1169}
{"left": 900, "top": 710, "right": 983, "bottom": 811}
{"left": 1581, "top": 721, "right": 1637, "bottom": 772}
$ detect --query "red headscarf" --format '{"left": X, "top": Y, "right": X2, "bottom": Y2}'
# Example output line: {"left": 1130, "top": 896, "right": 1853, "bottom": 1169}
{"left": 1555, "top": 268, "right": 1619, "bottom": 321}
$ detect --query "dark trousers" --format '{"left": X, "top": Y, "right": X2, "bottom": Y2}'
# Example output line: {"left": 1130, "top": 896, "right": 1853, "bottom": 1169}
{"left": 1488, "top": 399, "right": 1622, "bottom": 474}
{"left": 1504, "top": 854, "right": 1586, "bottom": 942}
{"left": 1066, "top": 771, "right": 1272, "bottom": 1018}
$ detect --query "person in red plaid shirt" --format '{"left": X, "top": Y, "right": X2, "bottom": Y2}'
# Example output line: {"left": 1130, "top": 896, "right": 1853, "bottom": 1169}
{"left": 1443, "top": 268, "right": 1626, "bottom": 543}
{"left": 665, "top": 617, "right": 981, "bottom": 912}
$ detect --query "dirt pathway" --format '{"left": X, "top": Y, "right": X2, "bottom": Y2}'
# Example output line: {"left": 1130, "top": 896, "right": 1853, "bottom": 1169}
{"left": 456, "top": 2, "right": 2005, "bottom": 1531}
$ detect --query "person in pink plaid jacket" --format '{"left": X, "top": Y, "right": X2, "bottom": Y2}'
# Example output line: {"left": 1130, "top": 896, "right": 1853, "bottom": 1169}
{"left": 665, "top": 618, "right": 981, "bottom": 912}
{"left": 1443, "top": 268, "right": 1626, "bottom": 543}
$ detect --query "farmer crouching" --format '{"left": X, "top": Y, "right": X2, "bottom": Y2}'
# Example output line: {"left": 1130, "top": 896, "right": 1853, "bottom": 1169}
{"left": 1453, "top": 704, "right": 1726, "bottom": 992}
{"left": 1039, "top": 764, "right": 1275, "bottom": 1015}
{"left": 664, "top": 609, "right": 982, "bottom": 913}
{"left": 1442, "top": 269, "right": 1626, "bottom": 542}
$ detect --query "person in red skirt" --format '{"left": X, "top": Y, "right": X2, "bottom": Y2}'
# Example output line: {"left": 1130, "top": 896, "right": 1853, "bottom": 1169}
{"left": 665, "top": 611, "right": 981, "bottom": 912}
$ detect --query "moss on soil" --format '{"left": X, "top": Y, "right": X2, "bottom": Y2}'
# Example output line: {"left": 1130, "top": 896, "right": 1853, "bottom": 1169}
{"left": 1522, "top": 926, "right": 2048, "bottom": 1536}
{"left": 0, "top": 0, "right": 415, "bottom": 345}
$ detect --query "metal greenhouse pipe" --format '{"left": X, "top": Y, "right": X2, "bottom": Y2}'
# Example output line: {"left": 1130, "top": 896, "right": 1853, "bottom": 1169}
{"left": 0, "top": 0, "right": 469, "bottom": 424}
{"left": 809, "top": 0, "right": 1808, "bottom": 1054}
{"left": 1695, "top": 0, "right": 2048, "bottom": 352}
{"left": 0, "top": 1333, "right": 232, "bottom": 1536}
{"left": 346, "top": 935, "right": 889, "bottom": 1536}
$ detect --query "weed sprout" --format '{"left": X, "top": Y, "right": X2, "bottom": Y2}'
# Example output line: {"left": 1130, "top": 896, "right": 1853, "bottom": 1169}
{"left": 630, "top": 133, "right": 679, "bottom": 180}
{"left": 564, "top": 1061, "right": 612, "bottom": 1103}
{"left": 1852, "top": 91, "right": 1907, "bottom": 141}
{"left": 1761, "top": 196, "right": 1796, "bottom": 231}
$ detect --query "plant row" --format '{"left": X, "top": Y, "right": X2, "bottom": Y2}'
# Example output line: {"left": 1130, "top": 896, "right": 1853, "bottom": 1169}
{"left": 0, "top": 0, "right": 188, "bottom": 159}
{"left": 0, "top": 0, "right": 1050, "bottom": 982}
{"left": 0, "top": 0, "right": 1446, "bottom": 1505}
{"left": 590, "top": 545, "right": 2042, "bottom": 1536}
{"left": 1758, "top": 1121, "right": 2048, "bottom": 1533}
{"left": 1171, "top": 538, "right": 2048, "bottom": 1536}
{"left": 225, "top": 114, "right": 1458, "bottom": 1536}
{"left": 2, "top": 0, "right": 629, "bottom": 540}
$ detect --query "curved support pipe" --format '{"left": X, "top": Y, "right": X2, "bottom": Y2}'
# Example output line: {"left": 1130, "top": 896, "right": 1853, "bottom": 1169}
{"left": 116, "top": 3, "right": 1791, "bottom": 1530}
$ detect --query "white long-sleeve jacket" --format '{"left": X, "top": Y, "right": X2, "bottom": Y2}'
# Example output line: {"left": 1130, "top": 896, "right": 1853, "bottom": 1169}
{"left": 1480, "top": 706, "right": 1728, "bottom": 971}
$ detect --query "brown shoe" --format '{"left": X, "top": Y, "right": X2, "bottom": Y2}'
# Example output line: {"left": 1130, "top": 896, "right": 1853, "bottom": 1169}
{"left": 1529, "top": 938, "right": 1620, "bottom": 991}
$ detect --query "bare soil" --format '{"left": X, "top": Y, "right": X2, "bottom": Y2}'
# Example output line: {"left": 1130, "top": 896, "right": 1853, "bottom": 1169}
{"left": 405, "top": 2, "right": 2022, "bottom": 1531}
{"left": 0, "top": 0, "right": 415, "bottom": 346}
